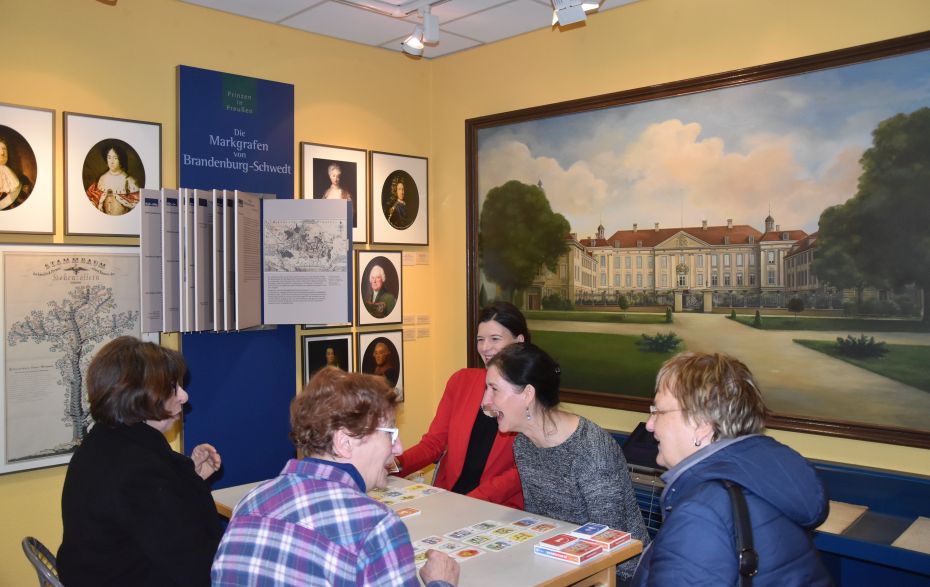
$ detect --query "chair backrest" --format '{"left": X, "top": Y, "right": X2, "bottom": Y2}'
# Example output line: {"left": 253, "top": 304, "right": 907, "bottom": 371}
{"left": 21, "top": 537, "right": 64, "bottom": 587}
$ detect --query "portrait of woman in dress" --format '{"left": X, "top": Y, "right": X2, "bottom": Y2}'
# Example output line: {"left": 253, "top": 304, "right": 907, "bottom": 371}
{"left": 83, "top": 139, "right": 144, "bottom": 216}
{"left": 313, "top": 158, "right": 357, "bottom": 226}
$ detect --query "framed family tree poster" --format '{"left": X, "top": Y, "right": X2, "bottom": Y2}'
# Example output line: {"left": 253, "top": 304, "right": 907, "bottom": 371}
{"left": 0, "top": 245, "right": 141, "bottom": 474}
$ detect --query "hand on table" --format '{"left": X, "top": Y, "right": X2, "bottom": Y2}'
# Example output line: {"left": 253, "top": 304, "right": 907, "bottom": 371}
{"left": 419, "top": 549, "right": 459, "bottom": 586}
{"left": 191, "top": 443, "right": 221, "bottom": 480}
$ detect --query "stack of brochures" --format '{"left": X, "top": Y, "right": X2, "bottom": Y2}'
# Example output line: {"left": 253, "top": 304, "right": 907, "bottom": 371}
{"left": 533, "top": 523, "right": 633, "bottom": 565}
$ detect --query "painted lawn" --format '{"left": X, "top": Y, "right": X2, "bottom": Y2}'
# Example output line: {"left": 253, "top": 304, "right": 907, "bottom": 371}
{"left": 533, "top": 330, "right": 679, "bottom": 397}
{"left": 795, "top": 339, "right": 930, "bottom": 393}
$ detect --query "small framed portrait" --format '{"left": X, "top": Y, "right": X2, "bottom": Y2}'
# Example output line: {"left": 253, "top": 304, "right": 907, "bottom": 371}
{"left": 301, "top": 333, "right": 353, "bottom": 386}
{"left": 358, "top": 330, "right": 404, "bottom": 402}
{"left": 357, "top": 250, "right": 402, "bottom": 326}
{"left": 301, "top": 142, "right": 368, "bottom": 244}
{"left": 370, "top": 151, "right": 428, "bottom": 245}
{"left": 64, "top": 112, "right": 162, "bottom": 236}
{"left": 0, "top": 102, "right": 54, "bottom": 235}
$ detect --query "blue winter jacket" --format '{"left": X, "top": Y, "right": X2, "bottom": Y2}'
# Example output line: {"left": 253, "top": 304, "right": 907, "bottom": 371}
{"left": 631, "top": 435, "right": 832, "bottom": 586}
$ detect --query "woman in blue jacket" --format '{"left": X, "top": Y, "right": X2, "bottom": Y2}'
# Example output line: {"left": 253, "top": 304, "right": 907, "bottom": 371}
{"left": 632, "top": 352, "right": 832, "bottom": 586}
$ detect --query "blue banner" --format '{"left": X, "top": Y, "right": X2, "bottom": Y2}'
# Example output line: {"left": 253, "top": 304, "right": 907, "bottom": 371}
{"left": 179, "top": 65, "right": 294, "bottom": 198}
{"left": 178, "top": 65, "right": 295, "bottom": 489}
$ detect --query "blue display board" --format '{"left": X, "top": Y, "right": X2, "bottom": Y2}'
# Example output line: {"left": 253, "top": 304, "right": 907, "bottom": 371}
{"left": 178, "top": 65, "right": 295, "bottom": 488}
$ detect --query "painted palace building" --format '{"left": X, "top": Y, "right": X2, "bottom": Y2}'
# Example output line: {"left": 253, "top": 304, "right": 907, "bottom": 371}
{"left": 524, "top": 214, "right": 810, "bottom": 310}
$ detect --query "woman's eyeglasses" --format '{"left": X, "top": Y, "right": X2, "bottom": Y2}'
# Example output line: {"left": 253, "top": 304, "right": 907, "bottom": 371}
{"left": 376, "top": 427, "right": 399, "bottom": 445}
{"left": 649, "top": 405, "right": 683, "bottom": 417}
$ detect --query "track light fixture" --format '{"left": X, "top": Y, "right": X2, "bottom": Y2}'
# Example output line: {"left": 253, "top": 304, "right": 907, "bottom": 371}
{"left": 400, "top": 5, "right": 438, "bottom": 57}
{"left": 401, "top": 25, "right": 425, "bottom": 56}
{"left": 551, "top": 0, "right": 601, "bottom": 26}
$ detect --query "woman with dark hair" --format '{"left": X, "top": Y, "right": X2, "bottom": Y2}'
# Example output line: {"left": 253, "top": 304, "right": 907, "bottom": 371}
{"left": 86, "top": 143, "right": 140, "bottom": 215}
{"left": 57, "top": 336, "right": 223, "bottom": 587}
{"left": 483, "top": 342, "right": 649, "bottom": 584}
{"left": 631, "top": 352, "right": 830, "bottom": 586}
{"left": 212, "top": 368, "right": 459, "bottom": 587}
{"left": 396, "top": 301, "right": 527, "bottom": 508}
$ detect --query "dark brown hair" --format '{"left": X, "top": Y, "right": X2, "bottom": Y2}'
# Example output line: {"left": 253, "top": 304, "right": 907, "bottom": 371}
{"left": 478, "top": 301, "right": 531, "bottom": 343}
{"left": 88, "top": 336, "right": 185, "bottom": 425}
{"left": 290, "top": 367, "right": 398, "bottom": 455}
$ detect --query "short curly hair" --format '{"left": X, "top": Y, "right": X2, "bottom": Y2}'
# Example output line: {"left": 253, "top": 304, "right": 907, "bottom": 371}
{"left": 290, "top": 367, "right": 398, "bottom": 455}
{"left": 655, "top": 352, "right": 768, "bottom": 440}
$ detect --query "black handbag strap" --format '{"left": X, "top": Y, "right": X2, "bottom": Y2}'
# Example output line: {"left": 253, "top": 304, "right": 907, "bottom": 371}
{"left": 722, "top": 480, "right": 758, "bottom": 586}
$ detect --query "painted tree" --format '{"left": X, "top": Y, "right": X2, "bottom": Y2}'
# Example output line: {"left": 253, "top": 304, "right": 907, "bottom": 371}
{"left": 479, "top": 180, "right": 570, "bottom": 303}
{"left": 848, "top": 107, "right": 930, "bottom": 322}
{"left": 812, "top": 203, "right": 871, "bottom": 308}
{"left": 7, "top": 285, "right": 138, "bottom": 443}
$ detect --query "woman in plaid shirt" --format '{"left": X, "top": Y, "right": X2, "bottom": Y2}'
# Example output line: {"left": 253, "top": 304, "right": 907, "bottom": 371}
{"left": 211, "top": 368, "right": 458, "bottom": 586}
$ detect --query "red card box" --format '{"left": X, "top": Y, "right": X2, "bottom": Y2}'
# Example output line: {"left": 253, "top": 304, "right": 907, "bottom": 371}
{"left": 533, "top": 538, "right": 604, "bottom": 564}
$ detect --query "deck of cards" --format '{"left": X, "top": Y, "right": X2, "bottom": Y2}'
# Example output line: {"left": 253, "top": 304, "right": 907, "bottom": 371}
{"left": 534, "top": 522, "right": 633, "bottom": 564}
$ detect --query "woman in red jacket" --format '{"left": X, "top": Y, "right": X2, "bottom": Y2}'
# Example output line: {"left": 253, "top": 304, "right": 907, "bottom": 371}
{"left": 396, "top": 302, "right": 527, "bottom": 509}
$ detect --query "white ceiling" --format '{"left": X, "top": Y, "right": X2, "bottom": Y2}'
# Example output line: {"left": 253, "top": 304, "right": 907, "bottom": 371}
{"left": 178, "top": 0, "right": 640, "bottom": 59}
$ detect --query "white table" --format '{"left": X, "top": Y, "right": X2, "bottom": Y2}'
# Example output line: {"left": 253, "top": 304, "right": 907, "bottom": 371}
{"left": 213, "top": 476, "right": 642, "bottom": 587}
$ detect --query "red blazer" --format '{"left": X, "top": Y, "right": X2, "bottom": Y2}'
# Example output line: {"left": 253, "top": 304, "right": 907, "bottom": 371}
{"left": 398, "top": 368, "right": 523, "bottom": 509}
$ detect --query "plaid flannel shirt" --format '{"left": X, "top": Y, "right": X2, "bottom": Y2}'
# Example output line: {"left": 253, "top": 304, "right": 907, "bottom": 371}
{"left": 211, "top": 458, "right": 420, "bottom": 586}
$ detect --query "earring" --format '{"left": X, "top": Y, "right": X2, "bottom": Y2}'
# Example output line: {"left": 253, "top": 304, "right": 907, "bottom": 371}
{"left": 693, "top": 437, "right": 701, "bottom": 447}
{"left": 525, "top": 407, "right": 532, "bottom": 421}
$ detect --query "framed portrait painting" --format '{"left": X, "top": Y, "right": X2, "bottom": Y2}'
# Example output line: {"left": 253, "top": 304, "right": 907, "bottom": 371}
{"left": 301, "top": 333, "right": 353, "bottom": 386}
{"left": 300, "top": 142, "right": 368, "bottom": 244}
{"left": 466, "top": 32, "right": 930, "bottom": 449}
{"left": 0, "top": 102, "right": 54, "bottom": 235}
{"left": 357, "top": 250, "right": 402, "bottom": 326}
{"left": 358, "top": 330, "right": 404, "bottom": 402}
{"left": 370, "top": 151, "right": 428, "bottom": 245}
{"left": 64, "top": 112, "right": 162, "bottom": 236}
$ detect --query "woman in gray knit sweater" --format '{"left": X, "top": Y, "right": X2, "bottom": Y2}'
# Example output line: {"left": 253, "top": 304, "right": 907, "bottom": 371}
{"left": 483, "top": 343, "right": 648, "bottom": 584}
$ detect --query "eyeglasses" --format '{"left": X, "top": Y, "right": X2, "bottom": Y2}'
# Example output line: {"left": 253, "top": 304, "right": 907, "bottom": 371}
{"left": 649, "top": 405, "right": 683, "bottom": 417}
{"left": 376, "top": 427, "right": 399, "bottom": 445}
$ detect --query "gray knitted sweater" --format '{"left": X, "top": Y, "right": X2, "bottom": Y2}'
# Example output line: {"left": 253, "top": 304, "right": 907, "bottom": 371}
{"left": 514, "top": 416, "right": 648, "bottom": 579}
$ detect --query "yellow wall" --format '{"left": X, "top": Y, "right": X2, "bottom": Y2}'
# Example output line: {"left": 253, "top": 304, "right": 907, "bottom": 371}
{"left": 2, "top": 0, "right": 433, "bottom": 584}
{"left": 2, "top": 0, "right": 929, "bottom": 584}
{"left": 428, "top": 0, "right": 930, "bottom": 475}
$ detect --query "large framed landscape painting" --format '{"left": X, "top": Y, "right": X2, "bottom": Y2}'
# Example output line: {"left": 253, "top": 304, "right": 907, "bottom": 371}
{"left": 466, "top": 32, "right": 930, "bottom": 448}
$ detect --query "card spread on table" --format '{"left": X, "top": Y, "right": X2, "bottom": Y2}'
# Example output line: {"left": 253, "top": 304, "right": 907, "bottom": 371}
{"left": 369, "top": 481, "right": 445, "bottom": 505}
{"left": 395, "top": 507, "right": 421, "bottom": 518}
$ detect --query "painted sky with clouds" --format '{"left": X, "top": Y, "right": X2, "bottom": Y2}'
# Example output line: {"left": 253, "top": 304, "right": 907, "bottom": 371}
{"left": 477, "top": 50, "right": 930, "bottom": 239}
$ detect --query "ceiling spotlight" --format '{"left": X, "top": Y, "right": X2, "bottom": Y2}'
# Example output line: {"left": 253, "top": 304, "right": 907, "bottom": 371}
{"left": 551, "top": 0, "right": 601, "bottom": 26}
{"left": 401, "top": 25, "right": 425, "bottom": 56}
